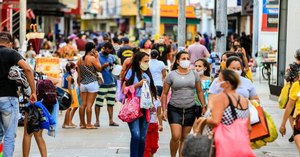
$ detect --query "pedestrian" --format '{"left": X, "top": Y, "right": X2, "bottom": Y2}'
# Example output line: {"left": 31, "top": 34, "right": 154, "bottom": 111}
{"left": 140, "top": 39, "right": 152, "bottom": 54}
{"left": 149, "top": 50, "right": 167, "bottom": 99}
{"left": 161, "top": 51, "right": 206, "bottom": 157}
{"left": 118, "top": 37, "right": 133, "bottom": 64}
{"left": 151, "top": 36, "right": 172, "bottom": 66}
{"left": 57, "top": 38, "right": 78, "bottom": 61}
{"left": 197, "top": 69, "right": 254, "bottom": 157}
{"left": 77, "top": 42, "right": 102, "bottom": 129}
{"left": 124, "top": 52, "right": 157, "bottom": 157}
{"left": 95, "top": 42, "right": 119, "bottom": 127}
{"left": 25, "top": 44, "right": 36, "bottom": 69}
{"left": 209, "top": 56, "right": 259, "bottom": 107}
{"left": 62, "top": 62, "right": 79, "bottom": 129}
{"left": 192, "top": 58, "right": 212, "bottom": 131}
{"left": 0, "top": 31, "right": 37, "bottom": 156}
{"left": 280, "top": 50, "right": 300, "bottom": 142}
{"left": 119, "top": 47, "right": 139, "bottom": 81}
{"left": 187, "top": 36, "right": 210, "bottom": 68}
{"left": 144, "top": 100, "right": 163, "bottom": 157}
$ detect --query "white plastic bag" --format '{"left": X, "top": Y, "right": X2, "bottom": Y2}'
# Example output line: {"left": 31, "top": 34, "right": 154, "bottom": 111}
{"left": 249, "top": 101, "right": 260, "bottom": 125}
{"left": 140, "top": 81, "right": 153, "bottom": 109}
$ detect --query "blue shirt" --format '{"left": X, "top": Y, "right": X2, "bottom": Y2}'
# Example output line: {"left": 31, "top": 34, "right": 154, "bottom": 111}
{"left": 208, "top": 76, "right": 257, "bottom": 99}
{"left": 98, "top": 53, "right": 115, "bottom": 85}
{"left": 125, "top": 69, "right": 151, "bottom": 97}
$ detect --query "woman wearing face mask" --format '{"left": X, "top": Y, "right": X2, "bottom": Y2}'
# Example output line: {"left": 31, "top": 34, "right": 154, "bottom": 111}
{"left": 209, "top": 56, "right": 259, "bottom": 106}
{"left": 124, "top": 52, "right": 157, "bottom": 157}
{"left": 161, "top": 51, "right": 206, "bottom": 157}
{"left": 192, "top": 58, "right": 211, "bottom": 131}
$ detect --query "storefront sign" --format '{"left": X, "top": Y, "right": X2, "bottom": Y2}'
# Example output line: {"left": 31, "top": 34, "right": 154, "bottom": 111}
{"left": 261, "top": 0, "right": 279, "bottom": 32}
{"left": 144, "top": 5, "right": 196, "bottom": 18}
{"left": 35, "top": 57, "right": 61, "bottom": 78}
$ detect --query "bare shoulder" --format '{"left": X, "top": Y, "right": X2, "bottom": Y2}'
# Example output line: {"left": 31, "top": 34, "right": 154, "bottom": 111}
{"left": 212, "top": 92, "right": 228, "bottom": 107}
{"left": 239, "top": 96, "right": 249, "bottom": 109}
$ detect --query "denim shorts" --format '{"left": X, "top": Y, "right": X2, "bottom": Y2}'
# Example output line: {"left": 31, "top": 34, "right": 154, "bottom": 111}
{"left": 156, "top": 86, "right": 163, "bottom": 97}
{"left": 80, "top": 81, "right": 99, "bottom": 93}
{"left": 167, "top": 104, "right": 196, "bottom": 127}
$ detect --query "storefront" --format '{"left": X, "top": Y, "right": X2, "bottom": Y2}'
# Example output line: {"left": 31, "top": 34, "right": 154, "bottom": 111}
{"left": 142, "top": 5, "right": 200, "bottom": 43}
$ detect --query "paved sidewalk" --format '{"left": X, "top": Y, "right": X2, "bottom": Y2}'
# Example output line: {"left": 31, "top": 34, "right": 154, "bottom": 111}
{"left": 12, "top": 74, "right": 298, "bottom": 157}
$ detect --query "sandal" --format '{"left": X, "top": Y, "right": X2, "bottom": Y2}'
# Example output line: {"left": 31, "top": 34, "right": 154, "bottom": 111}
{"left": 80, "top": 125, "right": 86, "bottom": 129}
{"left": 86, "top": 125, "right": 98, "bottom": 129}
{"left": 109, "top": 122, "right": 119, "bottom": 127}
{"left": 94, "top": 122, "right": 100, "bottom": 127}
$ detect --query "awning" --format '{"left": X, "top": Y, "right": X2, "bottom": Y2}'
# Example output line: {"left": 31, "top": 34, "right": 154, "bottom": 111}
{"left": 144, "top": 16, "right": 200, "bottom": 25}
{"left": 27, "top": 0, "right": 66, "bottom": 16}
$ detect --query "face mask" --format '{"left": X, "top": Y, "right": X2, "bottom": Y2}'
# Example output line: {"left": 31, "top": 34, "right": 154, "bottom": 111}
{"left": 180, "top": 60, "right": 190, "bottom": 69}
{"left": 144, "top": 44, "right": 151, "bottom": 49}
{"left": 140, "top": 62, "right": 149, "bottom": 71}
{"left": 71, "top": 69, "right": 76, "bottom": 74}
{"left": 195, "top": 70, "right": 204, "bottom": 76}
{"left": 103, "top": 51, "right": 109, "bottom": 56}
{"left": 216, "top": 81, "right": 225, "bottom": 88}
{"left": 235, "top": 70, "right": 242, "bottom": 76}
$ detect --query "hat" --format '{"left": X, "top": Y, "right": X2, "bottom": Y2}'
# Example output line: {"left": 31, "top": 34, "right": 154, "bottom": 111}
{"left": 151, "top": 50, "right": 159, "bottom": 58}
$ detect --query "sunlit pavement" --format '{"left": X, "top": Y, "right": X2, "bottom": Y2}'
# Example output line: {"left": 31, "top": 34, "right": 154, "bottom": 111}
{"left": 13, "top": 72, "right": 298, "bottom": 157}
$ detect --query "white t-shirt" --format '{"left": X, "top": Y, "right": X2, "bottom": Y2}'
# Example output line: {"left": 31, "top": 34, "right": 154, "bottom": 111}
{"left": 149, "top": 59, "right": 165, "bottom": 86}
{"left": 150, "top": 100, "right": 161, "bottom": 123}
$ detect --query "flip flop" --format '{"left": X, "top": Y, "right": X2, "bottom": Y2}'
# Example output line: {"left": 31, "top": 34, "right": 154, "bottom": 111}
{"left": 109, "top": 122, "right": 119, "bottom": 127}
{"left": 86, "top": 125, "right": 98, "bottom": 129}
{"left": 94, "top": 122, "right": 100, "bottom": 127}
{"left": 80, "top": 125, "right": 86, "bottom": 129}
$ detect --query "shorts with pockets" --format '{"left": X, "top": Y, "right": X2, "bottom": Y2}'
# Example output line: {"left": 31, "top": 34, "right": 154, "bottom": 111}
{"left": 80, "top": 81, "right": 99, "bottom": 93}
{"left": 167, "top": 104, "right": 196, "bottom": 127}
{"left": 96, "top": 84, "right": 116, "bottom": 107}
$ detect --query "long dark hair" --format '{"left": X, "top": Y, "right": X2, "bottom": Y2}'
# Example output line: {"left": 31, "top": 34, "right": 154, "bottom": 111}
{"left": 126, "top": 52, "right": 157, "bottom": 99}
{"left": 83, "top": 42, "right": 95, "bottom": 60}
{"left": 172, "top": 51, "right": 189, "bottom": 70}
{"left": 195, "top": 58, "right": 211, "bottom": 77}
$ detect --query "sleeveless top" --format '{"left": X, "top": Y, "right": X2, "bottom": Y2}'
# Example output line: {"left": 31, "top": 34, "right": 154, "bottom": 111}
{"left": 194, "top": 79, "right": 211, "bottom": 106}
{"left": 221, "top": 94, "right": 249, "bottom": 125}
{"left": 79, "top": 65, "right": 98, "bottom": 84}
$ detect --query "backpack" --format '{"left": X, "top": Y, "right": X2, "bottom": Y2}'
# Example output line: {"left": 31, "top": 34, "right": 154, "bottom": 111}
{"left": 37, "top": 80, "right": 57, "bottom": 106}
{"left": 278, "top": 82, "right": 292, "bottom": 109}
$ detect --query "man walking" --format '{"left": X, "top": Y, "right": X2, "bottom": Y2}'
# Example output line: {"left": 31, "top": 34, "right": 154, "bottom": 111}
{"left": 188, "top": 36, "right": 210, "bottom": 68}
{"left": 95, "top": 42, "right": 119, "bottom": 127}
{"left": 0, "top": 32, "right": 36, "bottom": 156}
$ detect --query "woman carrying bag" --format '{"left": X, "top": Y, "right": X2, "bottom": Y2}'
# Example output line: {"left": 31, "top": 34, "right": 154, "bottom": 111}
{"left": 123, "top": 51, "right": 157, "bottom": 157}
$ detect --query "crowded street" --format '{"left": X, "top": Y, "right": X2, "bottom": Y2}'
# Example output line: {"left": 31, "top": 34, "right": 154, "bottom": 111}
{"left": 1, "top": 0, "right": 300, "bottom": 157}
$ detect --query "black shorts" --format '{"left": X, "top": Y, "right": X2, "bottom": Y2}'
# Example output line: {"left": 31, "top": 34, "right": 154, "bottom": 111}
{"left": 167, "top": 105, "right": 196, "bottom": 127}
{"left": 156, "top": 86, "right": 163, "bottom": 97}
{"left": 294, "top": 127, "right": 300, "bottom": 136}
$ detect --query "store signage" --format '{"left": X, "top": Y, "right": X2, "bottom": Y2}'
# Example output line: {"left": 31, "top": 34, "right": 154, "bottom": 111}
{"left": 261, "top": 0, "right": 279, "bottom": 32}
{"left": 35, "top": 57, "right": 61, "bottom": 79}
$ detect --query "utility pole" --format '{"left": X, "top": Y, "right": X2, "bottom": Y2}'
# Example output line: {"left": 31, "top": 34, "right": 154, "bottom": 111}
{"left": 252, "top": 0, "right": 259, "bottom": 58}
{"left": 178, "top": 0, "right": 186, "bottom": 48}
{"left": 19, "top": 0, "right": 27, "bottom": 47}
{"left": 136, "top": 0, "right": 141, "bottom": 29}
{"left": 216, "top": 0, "right": 227, "bottom": 53}
{"left": 152, "top": 0, "right": 160, "bottom": 37}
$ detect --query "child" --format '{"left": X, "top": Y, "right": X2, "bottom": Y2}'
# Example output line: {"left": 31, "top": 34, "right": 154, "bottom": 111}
{"left": 144, "top": 100, "right": 163, "bottom": 157}
{"left": 62, "top": 62, "right": 79, "bottom": 128}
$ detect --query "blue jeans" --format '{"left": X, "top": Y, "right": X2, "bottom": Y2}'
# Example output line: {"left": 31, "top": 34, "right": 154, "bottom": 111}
{"left": 0, "top": 97, "right": 19, "bottom": 157}
{"left": 128, "top": 114, "right": 149, "bottom": 157}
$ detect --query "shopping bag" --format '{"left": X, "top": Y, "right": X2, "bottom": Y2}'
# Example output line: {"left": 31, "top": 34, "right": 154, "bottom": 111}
{"left": 140, "top": 82, "right": 153, "bottom": 109}
{"left": 278, "top": 82, "right": 292, "bottom": 109}
{"left": 116, "top": 80, "right": 125, "bottom": 102}
{"left": 118, "top": 86, "right": 142, "bottom": 123}
{"left": 263, "top": 111, "right": 278, "bottom": 143}
{"left": 214, "top": 118, "right": 255, "bottom": 157}
{"left": 0, "top": 142, "right": 3, "bottom": 157}
{"left": 249, "top": 101, "right": 260, "bottom": 125}
{"left": 250, "top": 101, "right": 269, "bottom": 141}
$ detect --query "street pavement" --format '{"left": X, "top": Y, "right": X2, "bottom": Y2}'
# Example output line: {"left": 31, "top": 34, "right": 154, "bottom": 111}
{"left": 13, "top": 72, "right": 298, "bottom": 157}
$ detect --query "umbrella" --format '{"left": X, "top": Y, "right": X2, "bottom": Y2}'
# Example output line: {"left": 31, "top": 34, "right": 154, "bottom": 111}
{"left": 26, "top": 24, "right": 45, "bottom": 54}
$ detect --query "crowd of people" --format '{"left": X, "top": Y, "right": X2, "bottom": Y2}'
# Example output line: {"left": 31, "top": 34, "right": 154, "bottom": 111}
{"left": 0, "top": 28, "right": 300, "bottom": 157}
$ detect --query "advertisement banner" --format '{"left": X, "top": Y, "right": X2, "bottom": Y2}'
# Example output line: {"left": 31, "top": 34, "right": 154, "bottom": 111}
{"left": 261, "top": 0, "right": 279, "bottom": 32}
{"left": 35, "top": 57, "right": 61, "bottom": 79}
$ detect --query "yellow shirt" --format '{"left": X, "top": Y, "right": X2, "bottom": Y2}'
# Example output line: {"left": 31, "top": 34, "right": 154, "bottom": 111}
{"left": 290, "top": 81, "right": 300, "bottom": 118}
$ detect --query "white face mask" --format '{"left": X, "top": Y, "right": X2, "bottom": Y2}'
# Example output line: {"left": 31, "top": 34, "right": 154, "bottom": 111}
{"left": 235, "top": 70, "right": 242, "bottom": 76}
{"left": 216, "top": 81, "right": 225, "bottom": 89}
{"left": 180, "top": 60, "right": 190, "bottom": 69}
{"left": 140, "top": 62, "right": 149, "bottom": 71}
{"left": 195, "top": 70, "right": 204, "bottom": 76}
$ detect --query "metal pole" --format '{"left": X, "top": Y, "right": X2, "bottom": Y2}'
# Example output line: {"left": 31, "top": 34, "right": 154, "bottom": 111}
{"left": 178, "top": 0, "right": 186, "bottom": 47}
{"left": 152, "top": 0, "right": 160, "bottom": 36}
{"left": 136, "top": 0, "right": 141, "bottom": 29}
{"left": 19, "top": 0, "right": 26, "bottom": 46}
{"left": 252, "top": 0, "right": 259, "bottom": 58}
{"left": 216, "top": 0, "right": 227, "bottom": 53}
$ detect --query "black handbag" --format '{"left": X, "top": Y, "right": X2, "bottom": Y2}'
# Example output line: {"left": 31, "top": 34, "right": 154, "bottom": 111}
{"left": 182, "top": 119, "right": 215, "bottom": 157}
